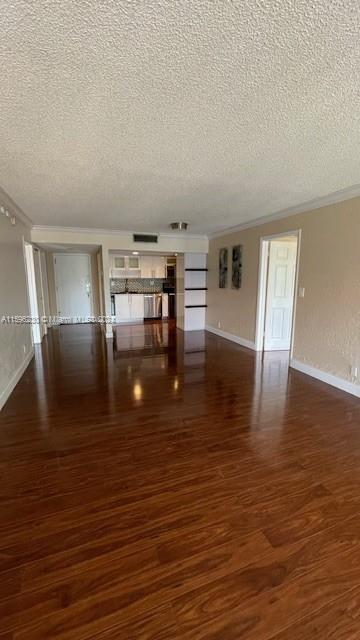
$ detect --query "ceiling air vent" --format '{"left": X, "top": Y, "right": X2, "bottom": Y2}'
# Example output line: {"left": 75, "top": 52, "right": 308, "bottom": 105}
{"left": 133, "top": 233, "right": 158, "bottom": 244}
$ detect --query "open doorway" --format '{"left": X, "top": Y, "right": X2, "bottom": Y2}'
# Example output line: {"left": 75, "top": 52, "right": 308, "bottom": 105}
{"left": 33, "top": 247, "right": 48, "bottom": 340}
{"left": 24, "top": 242, "right": 42, "bottom": 344}
{"left": 110, "top": 252, "right": 177, "bottom": 325}
{"left": 110, "top": 251, "right": 178, "bottom": 355}
{"left": 255, "top": 231, "right": 301, "bottom": 353}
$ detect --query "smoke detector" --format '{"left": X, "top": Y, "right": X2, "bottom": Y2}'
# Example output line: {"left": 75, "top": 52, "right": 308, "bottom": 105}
{"left": 170, "top": 222, "right": 188, "bottom": 230}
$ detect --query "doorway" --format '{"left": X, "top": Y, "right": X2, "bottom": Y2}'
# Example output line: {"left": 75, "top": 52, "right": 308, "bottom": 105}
{"left": 255, "top": 231, "right": 300, "bottom": 352}
{"left": 24, "top": 242, "right": 41, "bottom": 344}
{"left": 33, "top": 247, "right": 47, "bottom": 340}
{"left": 54, "top": 253, "right": 92, "bottom": 321}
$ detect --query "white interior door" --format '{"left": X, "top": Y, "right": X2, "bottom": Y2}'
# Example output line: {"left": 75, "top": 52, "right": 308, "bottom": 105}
{"left": 55, "top": 254, "right": 92, "bottom": 321}
{"left": 264, "top": 240, "right": 297, "bottom": 351}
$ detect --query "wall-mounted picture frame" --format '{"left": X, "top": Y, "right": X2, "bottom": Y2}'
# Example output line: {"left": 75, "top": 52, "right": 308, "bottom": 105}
{"left": 219, "top": 247, "right": 228, "bottom": 288}
{"left": 231, "top": 245, "right": 242, "bottom": 289}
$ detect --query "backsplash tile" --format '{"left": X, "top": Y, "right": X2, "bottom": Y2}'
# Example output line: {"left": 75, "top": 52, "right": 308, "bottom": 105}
{"left": 110, "top": 278, "right": 175, "bottom": 294}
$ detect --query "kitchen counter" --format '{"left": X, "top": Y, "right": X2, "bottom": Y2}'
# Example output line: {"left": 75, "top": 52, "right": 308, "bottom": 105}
{"left": 112, "top": 292, "right": 171, "bottom": 324}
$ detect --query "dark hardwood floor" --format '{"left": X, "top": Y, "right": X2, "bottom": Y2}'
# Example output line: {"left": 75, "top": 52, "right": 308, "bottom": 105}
{"left": 1, "top": 321, "right": 360, "bottom": 639}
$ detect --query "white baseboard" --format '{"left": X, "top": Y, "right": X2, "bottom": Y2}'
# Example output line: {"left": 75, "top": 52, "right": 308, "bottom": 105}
{"left": 0, "top": 348, "right": 34, "bottom": 410}
{"left": 205, "top": 324, "right": 256, "bottom": 351}
{"left": 290, "top": 359, "right": 360, "bottom": 399}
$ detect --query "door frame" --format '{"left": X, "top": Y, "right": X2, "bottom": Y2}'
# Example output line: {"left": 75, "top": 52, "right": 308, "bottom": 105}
{"left": 255, "top": 229, "right": 302, "bottom": 355}
{"left": 33, "top": 247, "right": 47, "bottom": 337}
{"left": 53, "top": 253, "right": 93, "bottom": 318}
{"left": 23, "top": 241, "right": 42, "bottom": 344}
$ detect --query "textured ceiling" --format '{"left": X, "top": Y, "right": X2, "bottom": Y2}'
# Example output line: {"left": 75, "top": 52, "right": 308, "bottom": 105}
{"left": 1, "top": 0, "right": 359, "bottom": 234}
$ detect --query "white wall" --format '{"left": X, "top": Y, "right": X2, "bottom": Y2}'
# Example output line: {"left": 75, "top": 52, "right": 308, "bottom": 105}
{"left": 0, "top": 210, "right": 33, "bottom": 409}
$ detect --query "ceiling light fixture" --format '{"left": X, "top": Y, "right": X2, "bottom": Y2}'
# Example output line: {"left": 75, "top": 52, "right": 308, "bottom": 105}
{"left": 170, "top": 222, "right": 188, "bottom": 231}
{"left": 132, "top": 251, "right": 139, "bottom": 255}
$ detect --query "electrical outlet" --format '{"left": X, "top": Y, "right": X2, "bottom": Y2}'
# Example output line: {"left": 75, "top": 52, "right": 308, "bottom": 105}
{"left": 218, "top": 321, "right": 221, "bottom": 329}
{"left": 350, "top": 365, "right": 358, "bottom": 379}
{"left": 23, "top": 344, "right": 27, "bottom": 354}
{"left": 298, "top": 287, "right": 305, "bottom": 298}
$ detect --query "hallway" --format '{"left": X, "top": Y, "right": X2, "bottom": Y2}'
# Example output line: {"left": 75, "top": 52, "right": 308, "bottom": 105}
{"left": 1, "top": 324, "right": 360, "bottom": 639}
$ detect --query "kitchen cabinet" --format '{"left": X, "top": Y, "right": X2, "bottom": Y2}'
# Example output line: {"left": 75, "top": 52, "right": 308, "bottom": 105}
{"left": 139, "top": 256, "right": 153, "bottom": 278}
{"left": 156, "top": 257, "right": 166, "bottom": 278}
{"left": 115, "top": 294, "right": 131, "bottom": 322}
{"left": 113, "top": 256, "right": 125, "bottom": 270}
{"left": 130, "top": 294, "right": 145, "bottom": 320}
{"left": 139, "top": 256, "right": 166, "bottom": 278}
{"left": 110, "top": 255, "right": 141, "bottom": 278}
{"left": 128, "top": 256, "right": 140, "bottom": 269}
{"left": 110, "top": 254, "right": 166, "bottom": 279}
{"left": 114, "top": 294, "right": 144, "bottom": 323}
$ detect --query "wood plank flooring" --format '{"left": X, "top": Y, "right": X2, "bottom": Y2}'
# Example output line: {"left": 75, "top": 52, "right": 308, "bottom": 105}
{"left": 1, "top": 321, "right": 360, "bottom": 639}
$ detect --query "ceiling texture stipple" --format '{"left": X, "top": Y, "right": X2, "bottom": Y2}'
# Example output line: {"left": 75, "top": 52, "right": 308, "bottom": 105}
{"left": 0, "top": 0, "right": 359, "bottom": 234}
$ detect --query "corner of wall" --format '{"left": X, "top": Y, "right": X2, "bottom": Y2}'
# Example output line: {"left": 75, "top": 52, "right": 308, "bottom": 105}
{"left": 205, "top": 324, "right": 257, "bottom": 351}
{"left": 290, "top": 359, "right": 360, "bottom": 399}
{"left": 0, "top": 347, "right": 34, "bottom": 411}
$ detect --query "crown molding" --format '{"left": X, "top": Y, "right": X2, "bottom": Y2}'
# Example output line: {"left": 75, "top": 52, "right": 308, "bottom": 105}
{"left": 31, "top": 225, "right": 207, "bottom": 241}
{"left": 32, "top": 225, "right": 134, "bottom": 235}
{"left": 24, "top": 182, "right": 360, "bottom": 239}
{"left": 209, "top": 183, "right": 360, "bottom": 239}
{"left": 0, "top": 186, "right": 33, "bottom": 228}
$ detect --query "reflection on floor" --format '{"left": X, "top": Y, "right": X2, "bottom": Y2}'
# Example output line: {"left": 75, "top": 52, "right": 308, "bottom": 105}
{"left": 113, "top": 319, "right": 176, "bottom": 358}
{"left": 112, "top": 319, "right": 207, "bottom": 401}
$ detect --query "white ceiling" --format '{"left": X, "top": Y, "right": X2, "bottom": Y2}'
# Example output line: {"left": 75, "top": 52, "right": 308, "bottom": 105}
{"left": 1, "top": 1, "right": 359, "bottom": 235}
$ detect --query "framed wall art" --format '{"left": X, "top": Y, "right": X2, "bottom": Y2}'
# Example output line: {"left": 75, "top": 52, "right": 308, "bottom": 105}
{"left": 231, "top": 245, "right": 242, "bottom": 289}
{"left": 219, "top": 247, "right": 228, "bottom": 288}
